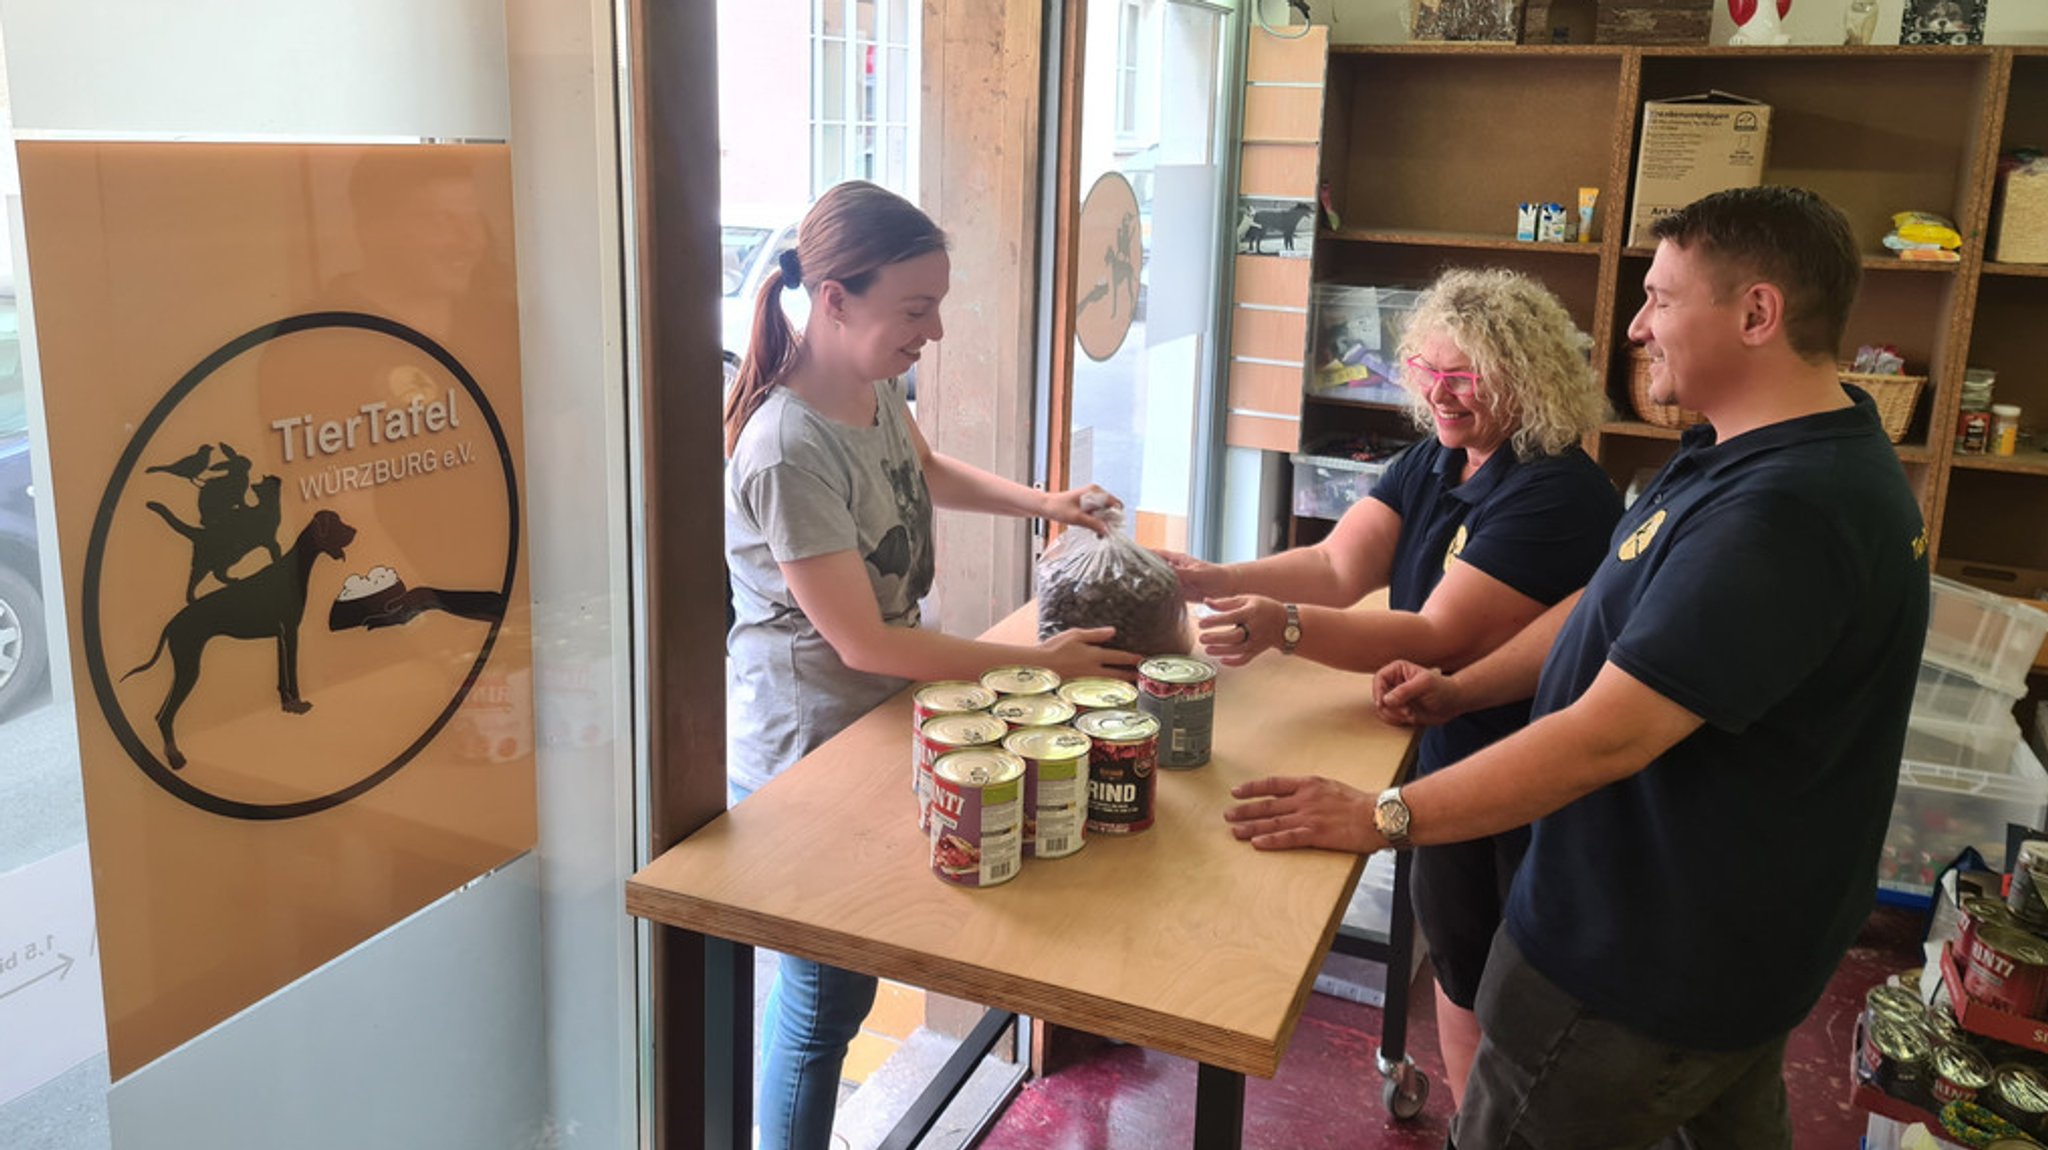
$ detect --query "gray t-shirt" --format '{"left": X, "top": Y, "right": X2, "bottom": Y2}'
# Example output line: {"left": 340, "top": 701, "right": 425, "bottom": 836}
{"left": 725, "top": 378, "right": 935, "bottom": 795}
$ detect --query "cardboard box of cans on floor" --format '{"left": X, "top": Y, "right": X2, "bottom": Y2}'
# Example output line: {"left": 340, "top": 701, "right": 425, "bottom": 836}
{"left": 1856, "top": 869, "right": 2048, "bottom": 1133}
{"left": 909, "top": 656, "right": 1218, "bottom": 888}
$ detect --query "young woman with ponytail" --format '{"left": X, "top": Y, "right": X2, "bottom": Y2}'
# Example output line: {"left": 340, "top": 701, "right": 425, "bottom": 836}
{"left": 722, "top": 180, "right": 1139, "bottom": 1150}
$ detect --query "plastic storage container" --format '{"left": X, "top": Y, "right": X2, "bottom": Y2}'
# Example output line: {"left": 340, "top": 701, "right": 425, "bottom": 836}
{"left": 1913, "top": 661, "right": 2023, "bottom": 730}
{"left": 1290, "top": 452, "right": 1393, "bottom": 521}
{"left": 1923, "top": 574, "right": 2048, "bottom": 696}
{"left": 1902, "top": 714, "right": 2022, "bottom": 777}
{"left": 1879, "top": 737, "right": 2048, "bottom": 897}
{"left": 1308, "top": 284, "right": 1424, "bottom": 405}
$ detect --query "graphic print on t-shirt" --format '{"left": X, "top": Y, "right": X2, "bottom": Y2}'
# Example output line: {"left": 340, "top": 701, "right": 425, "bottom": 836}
{"left": 1618, "top": 508, "right": 1667, "bottom": 562}
{"left": 871, "top": 454, "right": 934, "bottom": 596}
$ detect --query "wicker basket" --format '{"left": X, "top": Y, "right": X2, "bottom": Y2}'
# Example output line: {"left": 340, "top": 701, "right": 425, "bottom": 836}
{"left": 1840, "top": 370, "right": 1925, "bottom": 444}
{"left": 1626, "top": 347, "right": 1704, "bottom": 429}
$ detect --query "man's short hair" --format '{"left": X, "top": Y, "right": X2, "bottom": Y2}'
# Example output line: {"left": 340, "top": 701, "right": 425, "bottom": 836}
{"left": 1650, "top": 186, "right": 1861, "bottom": 363}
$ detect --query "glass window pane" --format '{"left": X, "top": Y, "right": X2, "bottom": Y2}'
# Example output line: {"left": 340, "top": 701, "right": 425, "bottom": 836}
{"left": 821, "top": 0, "right": 846, "bottom": 37}
{"left": 887, "top": 48, "right": 909, "bottom": 123}
{"left": 821, "top": 42, "right": 846, "bottom": 121}
{"left": 856, "top": 0, "right": 876, "bottom": 39}
{"left": 887, "top": 0, "right": 911, "bottom": 44}
{"left": 817, "top": 124, "right": 845, "bottom": 194}
{"left": 857, "top": 125, "right": 877, "bottom": 182}
{"left": 886, "top": 126, "right": 907, "bottom": 189}
{"left": 861, "top": 44, "right": 878, "bottom": 121}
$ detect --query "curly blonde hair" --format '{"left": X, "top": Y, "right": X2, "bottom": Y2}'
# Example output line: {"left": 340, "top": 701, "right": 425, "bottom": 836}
{"left": 1395, "top": 268, "right": 1609, "bottom": 458}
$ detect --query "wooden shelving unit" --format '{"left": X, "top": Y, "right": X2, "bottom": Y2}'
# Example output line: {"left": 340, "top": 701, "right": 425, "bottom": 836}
{"left": 1275, "top": 42, "right": 2048, "bottom": 577}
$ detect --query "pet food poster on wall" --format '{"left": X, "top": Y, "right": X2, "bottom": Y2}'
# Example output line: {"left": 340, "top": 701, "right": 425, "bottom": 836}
{"left": 16, "top": 141, "right": 536, "bottom": 1077}
{"left": 1899, "top": 0, "right": 1985, "bottom": 44}
{"left": 1237, "top": 196, "right": 1317, "bottom": 259}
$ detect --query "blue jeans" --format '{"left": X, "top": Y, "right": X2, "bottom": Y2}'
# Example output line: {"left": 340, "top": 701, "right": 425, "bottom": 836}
{"left": 758, "top": 953, "right": 879, "bottom": 1150}
{"left": 731, "top": 781, "right": 879, "bottom": 1150}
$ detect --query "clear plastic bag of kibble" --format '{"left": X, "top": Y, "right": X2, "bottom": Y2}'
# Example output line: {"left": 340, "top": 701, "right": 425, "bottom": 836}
{"left": 1034, "top": 494, "right": 1191, "bottom": 657}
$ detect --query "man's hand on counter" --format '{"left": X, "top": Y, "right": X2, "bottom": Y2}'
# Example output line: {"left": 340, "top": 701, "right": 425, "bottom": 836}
{"left": 1371, "top": 659, "right": 1464, "bottom": 727}
{"left": 1223, "top": 775, "right": 1383, "bottom": 853}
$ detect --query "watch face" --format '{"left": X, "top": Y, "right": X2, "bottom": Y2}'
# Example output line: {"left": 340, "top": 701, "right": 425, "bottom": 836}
{"left": 1283, "top": 624, "right": 1302, "bottom": 643}
{"left": 1377, "top": 796, "right": 1410, "bottom": 838}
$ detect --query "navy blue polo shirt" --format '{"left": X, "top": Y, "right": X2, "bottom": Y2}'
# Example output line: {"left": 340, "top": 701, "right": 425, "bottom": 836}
{"left": 1370, "top": 437, "right": 1622, "bottom": 775}
{"left": 1507, "top": 390, "right": 1929, "bottom": 1051}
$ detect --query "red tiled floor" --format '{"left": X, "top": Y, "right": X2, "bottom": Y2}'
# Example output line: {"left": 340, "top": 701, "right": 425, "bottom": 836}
{"left": 981, "top": 907, "right": 1928, "bottom": 1149}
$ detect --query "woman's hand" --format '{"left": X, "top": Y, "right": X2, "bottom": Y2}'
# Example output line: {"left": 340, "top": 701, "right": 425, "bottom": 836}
{"left": 1035, "top": 625, "right": 1145, "bottom": 680}
{"left": 1043, "top": 485, "right": 1121, "bottom": 536}
{"left": 1223, "top": 775, "right": 1380, "bottom": 853}
{"left": 1195, "top": 595, "right": 1285, "bottom": 666}
{"left": 1154, "top": 550, "right": 1235, "bottom": 602}
{"left": 1372, "top": 660, "right": 1465, "bottom": 727}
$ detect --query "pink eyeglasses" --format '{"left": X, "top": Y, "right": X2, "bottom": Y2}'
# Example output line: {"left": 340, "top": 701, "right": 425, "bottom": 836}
{"left": 1404, "top": 355, "right": 1483, "bottom": 397}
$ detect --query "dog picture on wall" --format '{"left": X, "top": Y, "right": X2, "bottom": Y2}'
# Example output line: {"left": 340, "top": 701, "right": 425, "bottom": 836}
{"left": 1899, "top": 0, "right": 1984, "bottom": 44}
{"left": 1237, "top": 196, "right": 1317, "bottom": 258}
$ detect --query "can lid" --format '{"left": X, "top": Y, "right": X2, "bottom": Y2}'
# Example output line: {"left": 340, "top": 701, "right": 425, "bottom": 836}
{"left": 1992, "top": 403, "right": 2022, "bottom": 417}
{"left": 981, "top": 665, "right": 1063, "bottom": 695}
{"left": 1139, "top": 656, "right": 1218, "bottom": 685}
{"left": 1933, "top": 1041, "right": 1993, "bottom": 1087}
{"left": 1004, "top": 725, "right": 1093, "bottom": 760}
{"left": 922, "top": 712, "right": 1012, "bottom": 747}
{"left": 1059, "top": 678, "right": 1139, "bottom": 707}
{"left": 1074, "top": 708, "right": 1161, "bottom": 742}
{"left": 934, "top": 747, "right": 1026, "bottom": 786}
{"left": 915, "top": 681, "right": 999, "bottom": 712}
{"left": 1994, "top": 1063, "right": 2048, "bottom": 1110}
{"left": 990, "top": 695, "right": 1078, "bottom": 726}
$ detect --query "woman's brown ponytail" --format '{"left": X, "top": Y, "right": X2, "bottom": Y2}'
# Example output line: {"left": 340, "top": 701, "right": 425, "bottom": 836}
{"left": 722, "top": 181, "right": 947, "bottom": 457}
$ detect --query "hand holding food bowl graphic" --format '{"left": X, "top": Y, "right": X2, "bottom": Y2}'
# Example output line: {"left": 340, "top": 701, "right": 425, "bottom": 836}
{"left": 86, "top": 311, "right": 524, "bottom": 819}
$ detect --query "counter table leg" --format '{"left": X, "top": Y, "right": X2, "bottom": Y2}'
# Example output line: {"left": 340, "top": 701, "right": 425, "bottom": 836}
{"left": 1193, "top": 1063, "right": 1245, "bottom": 1150}
{"left": 705, "top": 934, "right": 754, "bottom": 1149}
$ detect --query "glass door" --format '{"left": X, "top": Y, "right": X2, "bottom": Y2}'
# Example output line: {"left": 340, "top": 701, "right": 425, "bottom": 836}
{"left": 1052, "top": 0, "right": 1238, "bottom": 553}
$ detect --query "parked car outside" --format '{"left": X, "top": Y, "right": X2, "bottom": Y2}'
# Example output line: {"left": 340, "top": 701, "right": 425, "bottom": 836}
{"left": 721, "top": 207, "right": 805, "bottom": 393}
{"left": 0, "top": 294, "right": 49, "bottom": 717}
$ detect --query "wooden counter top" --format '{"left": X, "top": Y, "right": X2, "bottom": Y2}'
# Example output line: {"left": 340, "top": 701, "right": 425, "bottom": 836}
{"left": 626, "top": 603, "right": 1416, "bottom": 1077}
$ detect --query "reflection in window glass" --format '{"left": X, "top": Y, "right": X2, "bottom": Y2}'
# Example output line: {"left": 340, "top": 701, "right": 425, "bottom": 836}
{"left": 817, "top": 124, "right": 846, "bottom": 188}
{"left": 887, "top": 47, "right": 908, "bottom": 122}
{"left": 856, "top": 0, "right": 876, "bottom": 38}
{"left": 821, "top": 0, "right": 846, "bottom": 38}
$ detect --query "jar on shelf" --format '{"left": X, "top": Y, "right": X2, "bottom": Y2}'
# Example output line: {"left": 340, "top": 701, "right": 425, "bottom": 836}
{"left": 1959, "top": 368, "right": 1997, "bottom": 453}
{"left": 1992, "top": 404, "right": 2023, "bottom": 457}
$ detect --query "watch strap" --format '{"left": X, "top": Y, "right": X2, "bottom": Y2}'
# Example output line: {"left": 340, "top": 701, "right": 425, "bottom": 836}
{"left": 1281, "top": 603, "right": 1302, "bottom": 655}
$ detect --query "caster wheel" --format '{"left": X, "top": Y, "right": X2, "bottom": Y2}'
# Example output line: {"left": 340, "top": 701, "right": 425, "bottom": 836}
{"left": 1382, "top": 1066, "right": 1429, "bottom": 1120}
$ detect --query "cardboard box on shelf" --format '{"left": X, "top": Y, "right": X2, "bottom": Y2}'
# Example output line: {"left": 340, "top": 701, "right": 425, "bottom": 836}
{"left": 1627, "top": 92, "right": 1772, "bottom": 247}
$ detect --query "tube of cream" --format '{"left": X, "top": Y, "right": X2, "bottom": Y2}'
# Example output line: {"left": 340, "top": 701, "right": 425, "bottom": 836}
{"left": 1578, "top": 187, "right": 1599, "bottom": 244}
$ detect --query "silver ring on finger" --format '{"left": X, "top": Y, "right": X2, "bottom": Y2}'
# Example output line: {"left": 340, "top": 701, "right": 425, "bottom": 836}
{"left": 1237, "top": 623, "right": 1251, "bottom": 643}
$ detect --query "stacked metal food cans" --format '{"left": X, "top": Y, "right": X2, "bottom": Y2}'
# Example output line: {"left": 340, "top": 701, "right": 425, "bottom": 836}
{"left": 908, "top": 661, "right": 1216, "bottom": 887}
{"left": 1855, "top": 875, "right": 2048, "bottom": 1132}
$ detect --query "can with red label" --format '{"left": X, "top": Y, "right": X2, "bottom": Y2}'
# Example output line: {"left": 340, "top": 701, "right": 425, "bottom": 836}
{"left": 1058, "top": 677, "right": 1139, "bottom": 713}
{"left": 1859, "top": 1016, "right": 1934, "bottom": 1102}
{"left": 1931, "top": 1042, "right": 1994, "bottom": 1106}
{"left": 1964, "top": 923, "right": 2048, "bottom": 1017}
{"left": 989, "top": 694, "right": 1077, "bottom": 731}
{"left": 981, "top": 665, "right": 1062, "bottom": 698}
{"left": 1075, "top": 709, "right": 1159, "bottom": 835}
{"left": 1004, "top": 725, "right": 1092, "bottom": 859}
{"left": 929, "top": 748, "right": 1025, "bottom": 888}
{"left": 911, "top": 682, "right": 998, "bottom": 792}
{"left": 1137, "top": 656, "right": 1216, "bottom": 769}
{"left": 917, "top": 712, "right": 1010, "bottom": 831}
{"left": 1962, "top": 895, "right": 2020, "bottom": 962}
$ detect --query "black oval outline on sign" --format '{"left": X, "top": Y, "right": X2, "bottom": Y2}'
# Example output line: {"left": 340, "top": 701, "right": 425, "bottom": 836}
{"left": 81, "top": 311, "right": 520, "bottom": 821}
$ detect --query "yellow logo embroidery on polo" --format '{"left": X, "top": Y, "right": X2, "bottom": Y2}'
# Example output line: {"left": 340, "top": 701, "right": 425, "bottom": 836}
{"left": 1910, "top": 528, "right": 1928, "bottom": 561}
{"left": 1443, "top": 524, "right": 1468, "bottom": 573}
{"left": 1618, "top": 509, "right": 1668, "bottom": 562}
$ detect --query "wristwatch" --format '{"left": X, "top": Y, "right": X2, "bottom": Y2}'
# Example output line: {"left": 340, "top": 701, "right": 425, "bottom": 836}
{"left": 1374, "top": 786, "right": 1413, "bottom": 849}
{"left": 1280, "top": 603, "right": 1302, "bottom": 655}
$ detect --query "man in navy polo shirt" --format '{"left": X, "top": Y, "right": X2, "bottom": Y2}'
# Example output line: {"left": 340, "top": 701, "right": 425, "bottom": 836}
{"left": 1225, "top": 186, "right": 1929, "bottom": 1147}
